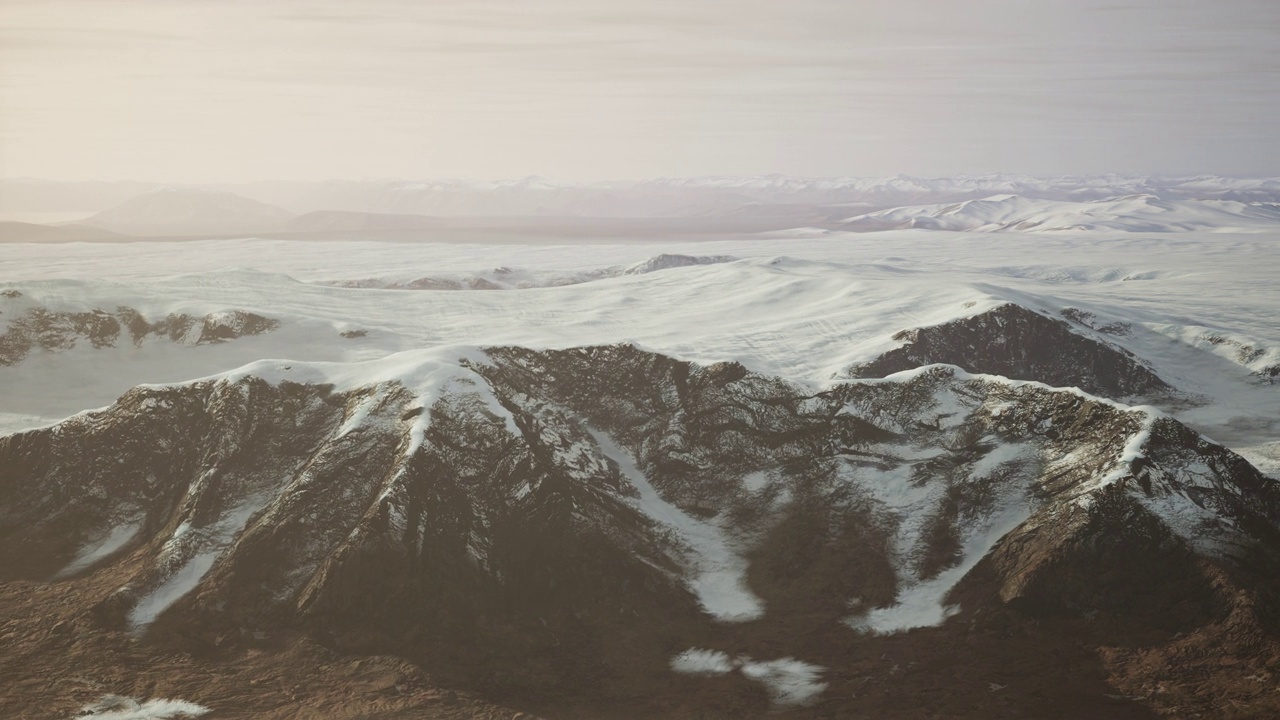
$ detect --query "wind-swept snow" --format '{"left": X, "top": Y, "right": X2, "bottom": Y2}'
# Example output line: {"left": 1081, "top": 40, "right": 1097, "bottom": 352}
{"left": 1047, "top": 403, "right": 1162, "bottom": 508}
{"left": 670, "top": 649, "right": 827, "bottom": 706}
{"left": 127, "top": 497, "right": 268, "bottom": 630}
{"left": 127, "top": 550, "right": 222, "bottom": 630}
{"left": 670, "top": 648, "right": 734, "bottom": 675}
{"left": 1, "top": 231, "right": 1276, "bottom": 488}
{"left": 76, "top": 695, "right": 209, "bottom": 719}
{"left": 590, "top": 429, "right": 765, "bottom": 622}
{"left": 849, "top": 497, "right": 1030, "bottom": 635}
{"left": 328, "top": 253, "right": 737, "bottom": 291}
{"left": 55, "top": 516, "right": 145, "bottom": 578}
{"left": 739, "top": 657, "right": 828, "bottom": 706}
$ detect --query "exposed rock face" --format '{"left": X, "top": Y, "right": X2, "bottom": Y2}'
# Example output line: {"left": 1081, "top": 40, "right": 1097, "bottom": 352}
{"left": 621, "top": 253, "right": 737, "bottom": 275}
{"left": 1195, "top": 330, "right": 1280, "bottom": 383}
{"left": 848, "top": 303, "right": 1170, "bottom": 399}
{"left": 0, "top": 306, "right": 279, "bottom": 365}
{"left": 2, "top": 344, "right": 1277, "bottom": 717}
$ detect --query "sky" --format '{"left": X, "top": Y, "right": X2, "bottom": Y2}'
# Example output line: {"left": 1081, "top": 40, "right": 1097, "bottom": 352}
{"left": 1, "top": 0, "right": 1278, "bottom": 182}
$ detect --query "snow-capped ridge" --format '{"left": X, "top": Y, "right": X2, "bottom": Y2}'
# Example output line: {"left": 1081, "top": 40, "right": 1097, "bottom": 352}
{"left": 623, "top": 253, "right": 737, "bottom": 275}
{"left": 326, "top": 254, "right": 738, "bottom": 291}
{"left": 839, "top": 194, "right": 1280, "bottom": 233}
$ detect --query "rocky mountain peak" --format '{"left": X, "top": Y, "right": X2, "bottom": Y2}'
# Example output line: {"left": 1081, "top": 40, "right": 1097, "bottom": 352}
{"left": 2, "top": 344, "right": 1274, "bottom": 716}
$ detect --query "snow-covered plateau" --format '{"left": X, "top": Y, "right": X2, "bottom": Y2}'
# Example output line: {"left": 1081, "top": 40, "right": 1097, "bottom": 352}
{"left": 2, "top": 223, "right": 1279, "bottom": 719}
{"left": 3, "top": 232, "right": 1275, "bottom": 473}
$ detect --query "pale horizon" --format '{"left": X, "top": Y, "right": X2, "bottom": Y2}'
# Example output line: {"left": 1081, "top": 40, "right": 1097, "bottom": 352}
{"left": 7, "top": 171, "right": 1280, "bottom": 186}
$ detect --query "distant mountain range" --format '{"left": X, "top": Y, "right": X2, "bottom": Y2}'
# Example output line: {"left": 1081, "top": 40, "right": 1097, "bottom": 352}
{"left": 3, "top": 175, "right": 1280, "bottom": 241}
{"left": 79, "top": 187, "right": 296, "bottom": 236}
{"left": 838, "top": 193, "right": 1280, "bottom": 233}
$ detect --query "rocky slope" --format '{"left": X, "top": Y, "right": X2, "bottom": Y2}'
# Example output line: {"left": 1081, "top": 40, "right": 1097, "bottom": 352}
{"left": 3, "top": 343, "right": 1279, "bottom": 718}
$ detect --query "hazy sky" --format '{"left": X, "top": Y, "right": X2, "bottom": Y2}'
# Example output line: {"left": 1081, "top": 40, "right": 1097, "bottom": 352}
{"left": 2, "top": 0, "right": 1277, "bottom": 182}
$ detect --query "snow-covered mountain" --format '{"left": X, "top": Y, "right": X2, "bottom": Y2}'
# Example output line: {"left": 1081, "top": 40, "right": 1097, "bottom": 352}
{"left": 3, "top": 233, "right": 1280, "bottom": 718}
{"left": 80, "top": 187, "right": 296, "bottom": 236}
{"left": 839, "top": 194, "right": 1280, "bottom": 233}
{"left": 4, "top": 340, "right": 1277, "bottom": 717}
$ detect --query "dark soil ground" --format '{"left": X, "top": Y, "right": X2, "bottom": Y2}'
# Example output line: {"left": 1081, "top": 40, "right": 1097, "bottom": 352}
{"left": 6, "top": 555, "right": 1280, "bottom": 720}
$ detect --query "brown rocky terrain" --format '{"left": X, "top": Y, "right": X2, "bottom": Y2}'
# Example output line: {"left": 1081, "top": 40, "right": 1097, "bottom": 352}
{"left": 3, "top": 335, "right": 1280, "bottom": 718}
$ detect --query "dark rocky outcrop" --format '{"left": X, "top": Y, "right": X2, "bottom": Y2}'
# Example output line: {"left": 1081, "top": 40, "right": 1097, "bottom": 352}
{"left": 0, "top": 305, "right": 279, "bottom": 365}
{"left": 848, "top": 303, "right": 1170, "bottom": 399}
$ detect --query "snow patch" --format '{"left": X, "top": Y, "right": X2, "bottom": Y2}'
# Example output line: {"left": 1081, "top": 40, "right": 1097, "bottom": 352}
{"left": 127, "top": 497, "right": 267, "bottom": 630}
{"left": 741, "top": 470, "right": 769, "bottom": 493}
{"left": 590, "top": 428, "right": 764, "bottom": 622}
{"left": 55, "top": 516, "right": 145, "bottom": 578}
{"left": 1077, "top": 408, "right": 1159, "bottom": 504}
{"left": 127, "top": 550, "right": 221, "bottom": 629}
{"left": 670, "top": 648, "right": 733, "bottom": 675}
{"left": 335, "top": 388, "right": 387, "bottom": 438}
{"left": 969, "top": 440, "right": 1030, "bottom": 480}
{"left": 740, "top": 657, "right": 828, "bottom": 706}
{"left": 850, "top": 462, "right": 940, "bottom": 567}
{"left": 77, "top": 695, "right": 209, "bottom": 719}
{"left": 670, "top": 649, "right": 827, "bottom": 706}
{"left": 850, "top": 495, "right": 1030, "bottom": 634}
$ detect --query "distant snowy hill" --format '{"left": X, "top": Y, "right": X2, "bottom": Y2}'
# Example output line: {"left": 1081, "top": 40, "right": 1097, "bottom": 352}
{"left": 0, "top": 221, "right": 129, "bottom": 243}
{"left": 283, "top": 210, "right": 441, "bottom": 233}
{"left": 81, "top": 187, "right": 295, "bottom": 236}
{"left": 13, "top": 174, "right": 1278, "bottom": 218}
{"left": 838, "top": 194, "right": 1280, "bottom": 233}
{"left": 226, "top": 174, "right": 1280, "bottom": 217}
{"left": 4, "top": 175, "right": 1280, "bottom": 238}
{"left": 0, "top": 179, "right": 162, "bottom": 215}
